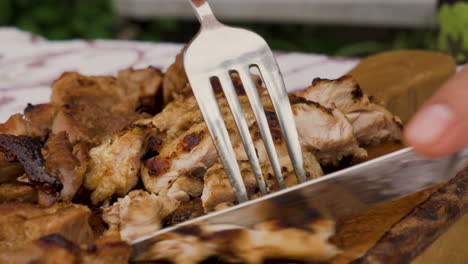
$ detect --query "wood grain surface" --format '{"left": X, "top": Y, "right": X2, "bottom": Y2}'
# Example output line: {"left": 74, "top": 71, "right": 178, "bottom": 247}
{"left": 352, "top": 167, "right": 468, "bottom": 264}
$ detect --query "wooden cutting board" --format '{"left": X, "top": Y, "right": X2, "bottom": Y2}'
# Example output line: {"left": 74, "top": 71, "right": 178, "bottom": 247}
{"left": 328, "top": 50, "right": 466, "bottom": 264}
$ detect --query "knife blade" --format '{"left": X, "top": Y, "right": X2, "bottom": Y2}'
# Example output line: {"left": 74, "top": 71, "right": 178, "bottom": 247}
{"left": 131, "top": 147, "right": 467, "bottom": 251}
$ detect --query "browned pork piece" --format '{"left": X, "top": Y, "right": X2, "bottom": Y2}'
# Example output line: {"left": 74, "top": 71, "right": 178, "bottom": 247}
{"left": 295, "top": 76, "right": 403, "bottom": 145}
{"left": 50, "top": 72, "right": 144, "bottom": 145}
{"left": 0, "top": 133, "right": 88, "bottom": 204}
{"left": 0, "top": 104, "right": 58, "bottom": 138}
{"left": 151, "top": 95, "right": 203, "bottom": 143}
{"left": 84, "top": 121, "right": 157, "bottom": 204}
{"left": 0, "top": 203, "right": 93, "bottom": 251}
{"left": 161, "top": 175, "right": 204, "bottom": 202}
{"left": 142, "top": 121, "right": 217, "bottom": 196}
{"left": 135, "top": 219, "right": 338, "bottom": 264}
{"left": 256, "top": 97, "right": 366, "bottom": 166}
{"left": 201, "top": 161, "right": 259, "bottom": 212}
{"left": 50, "top": 67, "right": 163, "bottom": 146}
{"left": 43, "top": 132, "right": 88, "bottom": 202}
{"left": 0, "top": 233, "right": 131, "bottom": 264}
{"left": 201, "top": 151, "right": 322, "bottom": 212}
{"left": 102, "top": 190, "right": 180, "bottom": 242}
{"left": 0, "top": 183, "right": 37, "bottom": 203}
{"left": 163, "top": 52, "right": 189, "bottom": 104}
{"left": 117, "top": 67, "right": 164, "bottom": 114}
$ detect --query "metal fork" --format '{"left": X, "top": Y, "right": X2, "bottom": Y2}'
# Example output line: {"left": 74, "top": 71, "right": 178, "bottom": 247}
{"left": 184, "top": 0, "right": 306, "bottom": 203}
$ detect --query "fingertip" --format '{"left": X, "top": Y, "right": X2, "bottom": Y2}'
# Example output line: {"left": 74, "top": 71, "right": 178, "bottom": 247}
{"left": 403, "top": 104, "right": 466, "bottom": 157}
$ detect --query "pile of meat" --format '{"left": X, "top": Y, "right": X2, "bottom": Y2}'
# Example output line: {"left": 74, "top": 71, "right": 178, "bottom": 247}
{"left": 0, "top": 52, "right": 403, "bottom": 264}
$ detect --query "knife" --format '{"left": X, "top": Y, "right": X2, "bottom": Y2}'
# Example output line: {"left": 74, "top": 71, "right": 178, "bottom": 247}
{"left": 131, "top": 147, "right": 467, "bottom": 253}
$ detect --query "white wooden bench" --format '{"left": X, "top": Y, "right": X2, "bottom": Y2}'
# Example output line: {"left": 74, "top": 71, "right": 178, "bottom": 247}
{"left": 115, "top": 0, "right": 438, "bottom": 28}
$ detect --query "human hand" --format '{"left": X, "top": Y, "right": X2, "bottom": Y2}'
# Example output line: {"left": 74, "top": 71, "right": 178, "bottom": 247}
{"left": 404, "top": 65, "right": 468, "bottom": 157}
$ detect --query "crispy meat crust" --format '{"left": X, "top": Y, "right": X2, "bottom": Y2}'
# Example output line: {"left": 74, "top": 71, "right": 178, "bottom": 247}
{"left": 43, "top": 132, "right": 88, "bottom": 202}
{"left": 0, "top": 135, "right": 62, "bottom": 194}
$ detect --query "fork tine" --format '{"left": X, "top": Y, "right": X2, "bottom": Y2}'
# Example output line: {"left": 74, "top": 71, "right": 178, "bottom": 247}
{"left": 189, "top": 75, "right": 249, "bottom": 203}
{"left": 217, "top": 73, "right": 268, "bottom": 195}
{"left": 256, "top": 56, "right": 307, "bottom": 183}
{"left": 237, "top": 67, "right": 286, "bottom": 189}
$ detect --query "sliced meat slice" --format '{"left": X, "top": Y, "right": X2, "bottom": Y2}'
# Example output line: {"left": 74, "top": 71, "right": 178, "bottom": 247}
{"left": 0, "top": 203, "right": 93, "bottom": 251}
{"left": 142, "top": 122, "right": 217, "bottom": 195}
{"left": 102, "top": 190, "right": 180, "bottom": 242}
{"left": 295, "top": 76, "right": 403, "bottom": 145}
{"left": 0, "top": 183, "right": 37, "bottom": 203}
{"left": 0, "top": 134, "right": 62, "bottom": 194}
{"left": 201, "top": 161, "right": 259, "bottom": 212}
{"left": 84, "top": 121, "right": 157, "bottom": 204}
{"left": 43, "top": 132, "right": 88, "bottom": 202}
{"left": 135, "top": 219, "right": 338, "bottom": 264}
{"left": 202, "top": 151, "right": 323, "bottom": 212}
{"left": 289, "top": 98, "right": 367, "bottom": 164}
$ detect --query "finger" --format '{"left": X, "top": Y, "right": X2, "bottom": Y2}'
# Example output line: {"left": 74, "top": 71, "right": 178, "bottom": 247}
{"left": 404, "top": 65, "right": 468, "bottom": 157}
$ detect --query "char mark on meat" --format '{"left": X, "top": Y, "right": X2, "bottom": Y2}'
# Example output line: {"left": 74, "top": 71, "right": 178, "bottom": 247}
{"left": 0, "top": 135, "right": 62, "bottom": 194}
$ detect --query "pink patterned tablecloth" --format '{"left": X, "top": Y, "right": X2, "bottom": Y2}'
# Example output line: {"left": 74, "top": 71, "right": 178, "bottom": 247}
{"left": 0, "top": 27, "right": 359, "bottom": 123}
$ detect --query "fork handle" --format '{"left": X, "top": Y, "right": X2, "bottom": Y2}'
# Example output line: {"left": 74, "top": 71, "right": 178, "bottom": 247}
{"left": 188, "top": 0, "right": 221, "bottom": 28}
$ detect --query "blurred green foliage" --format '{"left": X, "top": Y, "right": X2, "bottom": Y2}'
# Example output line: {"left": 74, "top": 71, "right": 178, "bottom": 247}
{"left": 1, "top": 0, "right": 465, "bottom": 63}
{"left": 438, "top": 2, "right": 468, "bottom": 63}
{"left": 0, "top": 0, "right": 115, "bottom": 39}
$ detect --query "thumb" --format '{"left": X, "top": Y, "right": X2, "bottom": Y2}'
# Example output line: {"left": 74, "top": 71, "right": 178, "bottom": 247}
{"left": 404, "top": 65, "right": 468, "bottom": 157}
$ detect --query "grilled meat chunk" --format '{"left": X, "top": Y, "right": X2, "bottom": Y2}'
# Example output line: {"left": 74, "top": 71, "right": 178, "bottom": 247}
{"left": 135, "top": 220, "right": 338, "bottom": 264}
{"left": 142, "top": 122, "right": 217, "bottom": 196}
{"left": 202, "top": 151, "right": 323, "bottom": 212}
{"left": 102, "top": 190, "right": 180, "bottom": 242}
{"left": 50, "top": 72, "right": 143, "bottom": 145}
{"left": 0, "top": 203, "right": 93, "bottom": 251}
{"left": 161, "top": 175, "right": 204, "bottom": 202}
{"left": 201, "top": 162, "right": 259, "bottom": 212}
{"left": 152, "top": 95, "right": 203, "bottom": 144}
{"left": 0, "top": 183, "right": 37, "bottom": 203}
{"left": 43, "top": 132, "right": 88, "bottom": 202}
{"left": 84, "top": 121, "right": 157, "bottom": 204}
{"left": 0, "top": 104, "right": 57, "bottom": 138}
{"left": 289, "top": 98, "right": 367, "bottom": 164}
{"left": 163, "top": 52, "right": 189, "bottom": 104}
{"left": 296, "top": 76, "right": 403, "bottom": 145}
{"left": 117, "top": 66, "right": 164, "bottom": 114}
{"left": 0, "top": 134, "right": 62, "bottom": 194}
